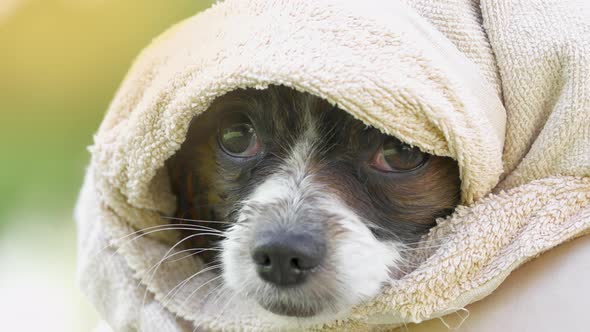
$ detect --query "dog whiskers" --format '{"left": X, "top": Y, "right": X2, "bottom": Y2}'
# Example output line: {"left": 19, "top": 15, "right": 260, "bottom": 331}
{"left": 94, "top": 223, "right": 225, "bottom": 256}
{"left": 178, "top": 274, "right": 224, "bottom": 310}
{"left": 94, "top": 228, "right": 225, "bottom": 275}
{"left": 169, "top": 247, "right": 223, "bottom": 263}
{"left": 139, "top": 246, "right": 223, "bottom": 291}
{"left": 160, "top": 262, "right": 223, "bottom": 309}
{"left": 140, "top": 233, "right": 224, "bottom": 307}
{"left": 161, "top": 216, "right": 233, "bottom": 225}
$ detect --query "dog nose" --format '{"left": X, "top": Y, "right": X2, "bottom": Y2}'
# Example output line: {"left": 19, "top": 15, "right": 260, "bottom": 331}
{"left": 251, "top": 232, "right": 325, "bottom": 287}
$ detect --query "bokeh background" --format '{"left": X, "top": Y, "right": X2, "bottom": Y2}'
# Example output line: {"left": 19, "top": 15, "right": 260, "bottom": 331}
{"left": 0, "top": 1, "right": 214, "bottom": 330}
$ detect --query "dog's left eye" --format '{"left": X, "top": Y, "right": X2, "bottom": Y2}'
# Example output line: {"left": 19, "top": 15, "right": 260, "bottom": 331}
{"left": 218, "top": 114, "right": 261, "bottom": 158}
{"left": 370, "top": 137, "right": 427, "bottom": 172}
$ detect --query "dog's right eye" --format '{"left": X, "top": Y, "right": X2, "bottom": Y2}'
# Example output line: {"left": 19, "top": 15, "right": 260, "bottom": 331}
{"left": 218, "top": 114, "right": 261, "bottom": 158}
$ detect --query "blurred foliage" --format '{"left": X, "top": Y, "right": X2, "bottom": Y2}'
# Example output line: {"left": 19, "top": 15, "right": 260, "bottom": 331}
{"left": 0, "top": 0, "right": 215, "bottom": 223}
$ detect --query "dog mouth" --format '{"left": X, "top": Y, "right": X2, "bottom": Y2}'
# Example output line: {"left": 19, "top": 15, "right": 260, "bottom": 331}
{"left": 258, "top": 299, "right": 319, "bottom": 317}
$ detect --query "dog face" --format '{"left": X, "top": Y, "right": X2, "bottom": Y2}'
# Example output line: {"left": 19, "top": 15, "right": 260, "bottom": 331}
{"left": 171, "top": 86, "right": 460, "bottom": 318}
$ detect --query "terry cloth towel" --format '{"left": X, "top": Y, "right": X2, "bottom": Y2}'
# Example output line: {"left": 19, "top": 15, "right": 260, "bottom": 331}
{"left": 76, "top": 0, "right": 590, "bottom": 330}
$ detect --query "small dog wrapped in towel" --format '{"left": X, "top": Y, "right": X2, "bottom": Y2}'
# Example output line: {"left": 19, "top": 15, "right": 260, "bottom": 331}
{"left": 76, "top": 0, "right": 590, "bottom": 331}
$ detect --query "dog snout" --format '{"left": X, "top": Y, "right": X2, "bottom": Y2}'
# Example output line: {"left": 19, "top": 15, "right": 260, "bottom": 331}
{"left": 251, "top": 231, "right": 325, "bottom": 287}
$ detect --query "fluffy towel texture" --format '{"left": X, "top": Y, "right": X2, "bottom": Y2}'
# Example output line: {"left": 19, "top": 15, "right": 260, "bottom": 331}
{"left": 76, "top": 0, "right": 590, "bottom": 330}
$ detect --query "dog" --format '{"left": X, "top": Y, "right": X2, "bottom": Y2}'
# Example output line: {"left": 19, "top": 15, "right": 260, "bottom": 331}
{"left": 168, "top": 85, "right": 460, "bottom": 318}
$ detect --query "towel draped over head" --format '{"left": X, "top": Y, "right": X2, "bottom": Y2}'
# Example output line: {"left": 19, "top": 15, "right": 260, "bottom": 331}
{"left": 76, "top": 0, "right": 590, "bottom": 330}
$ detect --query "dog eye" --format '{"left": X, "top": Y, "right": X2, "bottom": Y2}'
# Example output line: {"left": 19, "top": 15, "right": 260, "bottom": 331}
{"left": 370, "top": 138, "right": 427, "bottom": 172}
{"left": 218, "top": 115, "right": 261, "bottom": 158}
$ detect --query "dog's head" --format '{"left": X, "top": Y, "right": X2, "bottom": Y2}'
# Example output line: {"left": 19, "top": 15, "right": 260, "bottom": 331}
{"left": 170, "top": 86, "right": 460, "bottom": 318}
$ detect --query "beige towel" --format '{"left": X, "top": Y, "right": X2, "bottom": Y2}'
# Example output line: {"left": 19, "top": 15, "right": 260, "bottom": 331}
{"left": 76, "top": 0, "right": 590, "bottom": 330}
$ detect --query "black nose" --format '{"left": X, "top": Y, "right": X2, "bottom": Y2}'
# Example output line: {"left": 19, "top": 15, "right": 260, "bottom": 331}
{"left": 251, "top": 232, "right": 325, "bottom": 287}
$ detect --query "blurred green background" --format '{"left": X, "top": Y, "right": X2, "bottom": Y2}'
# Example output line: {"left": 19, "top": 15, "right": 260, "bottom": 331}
{"left": 0, "top": 0, "right": 213, "bottom": 330}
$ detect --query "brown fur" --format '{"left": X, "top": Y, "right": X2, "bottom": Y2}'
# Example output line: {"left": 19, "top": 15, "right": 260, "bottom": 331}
{"left": 168, "top": 85, "right": 461, "bottom": 260}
